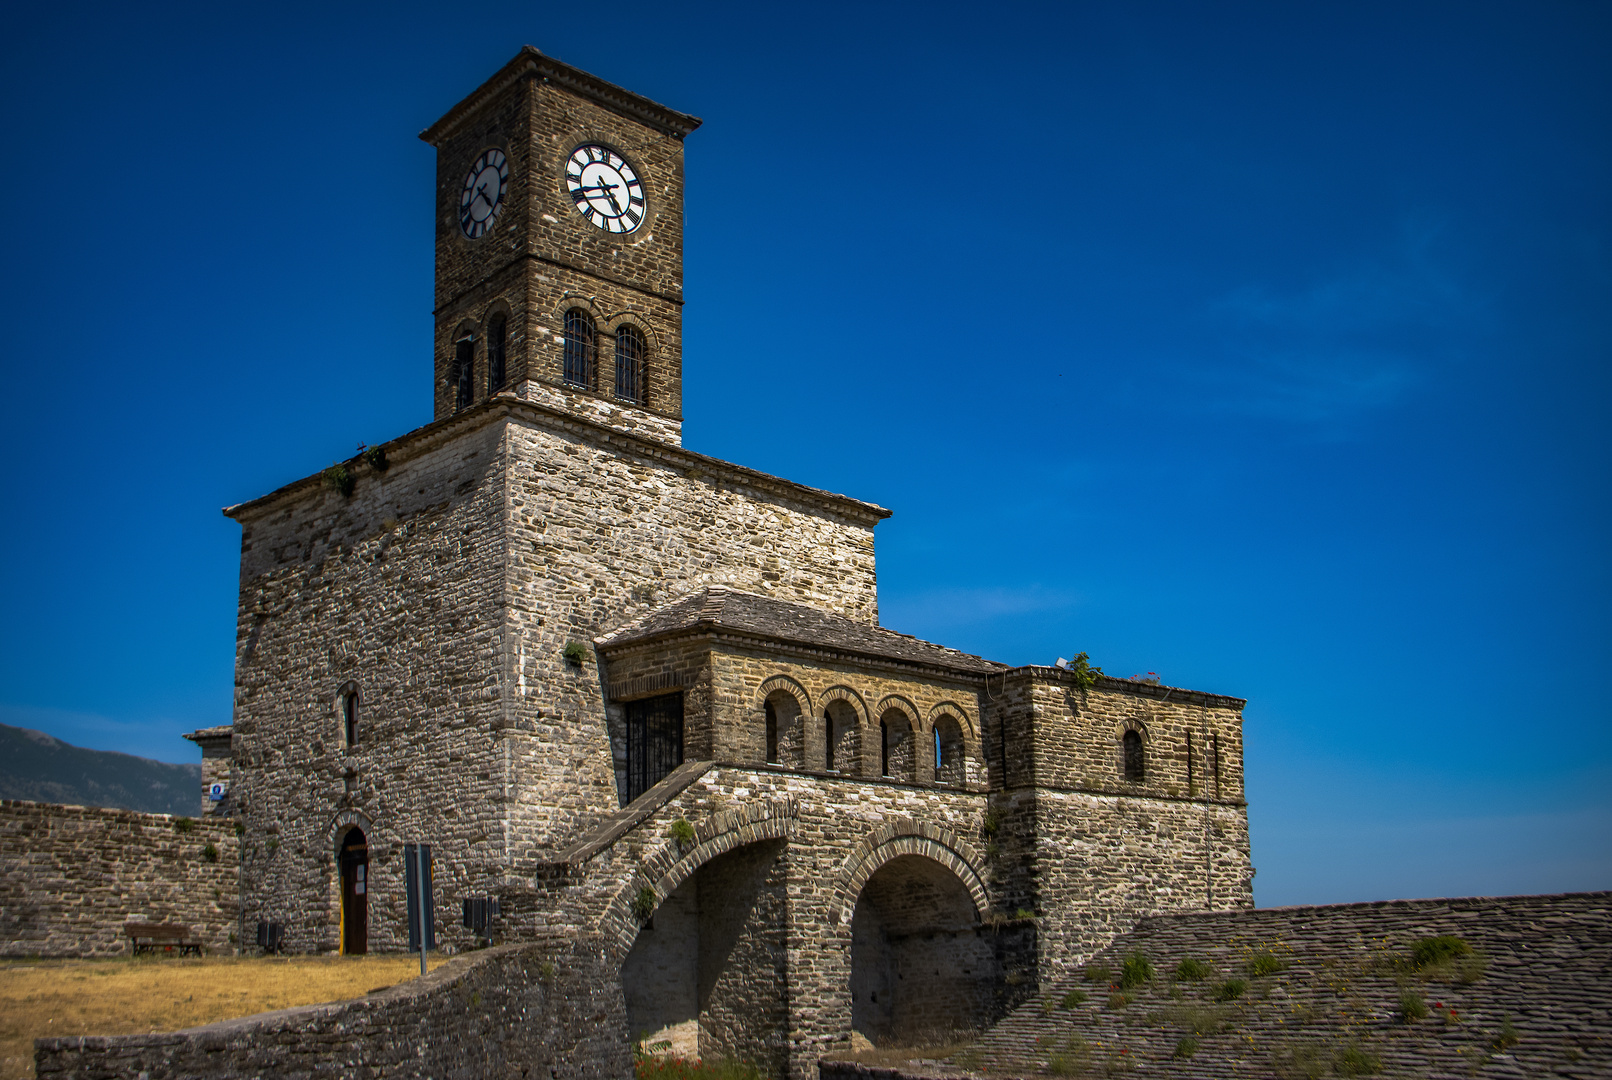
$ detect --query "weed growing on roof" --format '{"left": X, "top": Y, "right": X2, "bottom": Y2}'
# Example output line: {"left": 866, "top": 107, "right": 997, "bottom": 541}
{"left": 1398, "top": 989, "right": 1428, "bottom": 1021}
{"left": 1214, "top": 978, "right": 1247, "bottom": 1002}
{"left": 1119, "top": 953, "right": 1153, "bottom": 989}
{"left": 1060, "top": 988, "right": 1087, "bottom": 1008}
{"left": 1493, "top": 1017, "right": 1520, "bottom": 1051}
{"left": 1173, "top": 1036, "right": 1199, "bottom": 1059}
{"left": 1174, "top": 958, "right": 1211, "bottom": 982}
{"left": 1083, "top": 962, "right": 1111, "bottom": 984}
{"left": 1411, "top": 936, "right": 1470, "bottom": 968}
{"left": 1247, "top": 951, "right": 1287, "bottom": 977}
{"left": 1160, "top": 1004, "right": 1234, "bottom": 1036}
{"left": 1333, "top": 1044, "right": 1381, "bottom": 1076}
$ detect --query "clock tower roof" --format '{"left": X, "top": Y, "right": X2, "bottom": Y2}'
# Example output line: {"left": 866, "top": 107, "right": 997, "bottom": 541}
{"left": 420, "top": 46, "right": 702, "bottom": 147}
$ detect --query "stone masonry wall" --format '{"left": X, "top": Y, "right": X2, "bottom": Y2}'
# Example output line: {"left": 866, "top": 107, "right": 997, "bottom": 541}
{"left": 35, "top": 935, "right": 630, "bottom": 1080}
{"left": 228, "top": 400, "right": 885, "bottom": 952}
{"left": 499, "top": 410, "right": 885, "bottom": 859}
{"left": 0, "top": 800, "right": 238, "bottom": 957}
{"left": 229, "top": 416, "right": 512, "bottom": 956}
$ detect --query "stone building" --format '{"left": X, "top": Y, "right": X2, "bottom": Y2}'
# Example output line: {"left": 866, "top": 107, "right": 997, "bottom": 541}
{"left": 213, "top": 47, "right": 1253, "bottom": 1079}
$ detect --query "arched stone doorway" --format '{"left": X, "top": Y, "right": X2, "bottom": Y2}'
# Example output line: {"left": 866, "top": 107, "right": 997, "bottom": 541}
{"left": 850, "top": 854, "right": 998, "bottom": 1048}
{"left": 621, "top": 839, "right": 788, "bottom": 1075}
{"left": 338, "top": 826, "right": 367, "bottom": 955}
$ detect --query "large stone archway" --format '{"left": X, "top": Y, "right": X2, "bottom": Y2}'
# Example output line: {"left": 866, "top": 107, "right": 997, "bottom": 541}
{"left": 848, "top": 852, "right": 1002, "bottom": 1048}
{"left": 611, "top": 800, "right": 796, "bottom": 1076}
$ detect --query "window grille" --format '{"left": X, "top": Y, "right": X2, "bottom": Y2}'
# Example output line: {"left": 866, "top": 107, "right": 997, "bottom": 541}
{"left": 880, "top": 720, "right": 889, "bottom": 777}
{"left": 488, "top": 314, "right": 507, "bottom": 391}
{"left": 563, "top": 309, "right": 596, "bottom": 389}
{"left": 454, "top": 338, "right": 474, "bottom": 411}
{"left": 824, "top": 714, "right": 835, "bottom": 772}
{"left": 1123, "top": 730, "right": 1145, "bottom": 782}
{"left": 615, "top": 324, "right": 645, "bottom": 403}
{"left": 626, "top": 692, "right": 683, "bottom": 803}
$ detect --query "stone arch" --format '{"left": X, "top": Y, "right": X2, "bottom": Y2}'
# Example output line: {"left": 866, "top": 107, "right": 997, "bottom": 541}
{"left": 325, "top": 808, "right": 374, "bottom": 860}
{"left": 819, "top": 685, "right": 869, "bottom": 726}
{"left": 1115, "top": 716, "right": 1150, "bottom": 742}
{"left": 758, "top": 675, "right": 810, "bottom": 716}
{"left": 602, "top": 798, "right": 797, "bottom": 962}
{"left": 831, "top": 819, "right": 989, "bottom": 927}
{"left": 603, "top": 310, "right": 660, "bottom": 351}
{"left": 553, "top": 292, "right": 605, "bottom": 322}
{"left": 874, "top": 694, "right": 919, "bottom": 727}
{"left": 927, "top": 700, "right": 976, "bottom": 736}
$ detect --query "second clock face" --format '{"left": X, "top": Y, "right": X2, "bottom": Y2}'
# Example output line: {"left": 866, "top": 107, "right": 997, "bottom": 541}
{"left": 459, "top": 148, "right": 509, "bottom": 239}
{"left": 565, "top": 145, "right": 645, "bottom": 234}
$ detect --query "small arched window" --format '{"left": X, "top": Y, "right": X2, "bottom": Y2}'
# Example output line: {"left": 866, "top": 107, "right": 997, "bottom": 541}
{"left": 614, "top": 324, "right": 645, "bottom": 404}
{"left": 1123, "top": 730, "right": 1145, "bottom": 782}
{"left": 563, "top": 309, "right": 596, "bottom": 389}
{"left": 453, "top": 336, "right": 474, "bottom": 411}
{"left": 934, "top": 716, "right": 965, "bottom": 785}
{"left": 824, "top": 713, "right": 835, "bottom": 772}
{"left": 341, "top": 689, "right": 359, "bottom": 748}
{"left": 488, "top": 313, "right": 507, "bottom": 391}
{"left": 764, "top": 699, "right": 779, "bottom": 765}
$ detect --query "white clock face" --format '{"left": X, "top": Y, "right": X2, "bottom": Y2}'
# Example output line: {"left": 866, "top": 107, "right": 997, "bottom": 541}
{"left": 565, "top": 145, "right": 645, "bottom": 233}
{"left": 459, "top": 148, "right": 509, "bottom": 239}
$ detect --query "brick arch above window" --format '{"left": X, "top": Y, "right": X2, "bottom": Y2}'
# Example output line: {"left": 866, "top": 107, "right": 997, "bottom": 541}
{"left": 818, "top": 685, "right": 869, "bottom": 726}
{"left": 324, "top": 808, "right": 374, "bottom": 861}
{"left": 602, "top": 311, "right": 659, "bottom": 351}
{"left": 926, "top": 700, "right": 976, "bottom": 737}
{"left": 1114, "top": 717, "right": 1150, "bottom": 743}
{"left": 874, "top": 694, "right": 919, "bottom": 728}
{"left": 757, "top": 675, "right": 810, "bottom": 717}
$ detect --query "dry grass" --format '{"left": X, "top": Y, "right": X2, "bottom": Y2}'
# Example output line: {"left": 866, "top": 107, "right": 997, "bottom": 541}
{"left": 0, "top": 954, "right": 441, "bottom": 1080}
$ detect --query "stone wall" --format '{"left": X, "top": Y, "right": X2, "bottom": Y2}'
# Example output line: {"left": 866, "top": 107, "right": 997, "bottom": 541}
{"left": 227, "top": 398, "right": 887, "bottom": 955}
{"left": 35, "top": 936, "right": 629, "bottom": 1080}
{"left": 0, "top": 800, "right": 238, "bottom": 957}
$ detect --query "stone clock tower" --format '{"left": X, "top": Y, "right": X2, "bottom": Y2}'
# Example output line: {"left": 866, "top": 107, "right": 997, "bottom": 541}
{"left": 420, "top": 47, "right": 701, "bottom": 445}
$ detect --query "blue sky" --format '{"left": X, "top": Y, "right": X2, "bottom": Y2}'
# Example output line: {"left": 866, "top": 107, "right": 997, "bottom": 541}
{"left": 0, "top": 1, "right": 1607, "bottom": 907}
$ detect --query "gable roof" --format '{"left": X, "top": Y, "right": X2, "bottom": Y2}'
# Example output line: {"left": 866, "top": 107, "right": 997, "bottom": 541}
{"left": 594, "top": 586, "right": 1005, "bottom": 676}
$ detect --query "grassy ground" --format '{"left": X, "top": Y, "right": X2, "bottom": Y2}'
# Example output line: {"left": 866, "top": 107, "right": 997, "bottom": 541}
{"left": 0, "top": 954, "right": 441, "bottom": 1080}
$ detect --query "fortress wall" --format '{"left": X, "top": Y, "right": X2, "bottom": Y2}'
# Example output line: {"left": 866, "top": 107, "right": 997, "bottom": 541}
{"left": 0, "top": 800, "right": 237, "bottom": 958}
{"left": 34, "top": 937, "right": 629, "bottom": 1080}
{"left": 229, "top": 419, "right": 513, "bottom": 955}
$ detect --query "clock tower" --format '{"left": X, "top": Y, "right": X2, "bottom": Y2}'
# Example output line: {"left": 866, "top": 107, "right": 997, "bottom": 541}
{"left": 420, "top": 47, "right": 701, "bottom": 445}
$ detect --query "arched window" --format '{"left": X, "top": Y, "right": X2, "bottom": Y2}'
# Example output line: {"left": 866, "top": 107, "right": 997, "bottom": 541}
{"left": 453, "top": 336, "right": 474, "bottom": 411}
{"left": 341, "top": 688, "right": 359, "bottom": 748}
{"left": 824, "top": 713, "right": 835, "bottom": 772}
{"left": 933, "top": 716, "right": 964, "bottom": 785}
{"left": 563, "top": 309, "right": 596, "bottom": 388}
{"left": 488, "top": 313, "right": 507, "bottom": 391}
{"left": 765, "top": 699, "right": 779, "bottom": 765}
{"left": 1123, "top": 730, "right": 1145, "bottom": 782}
{"left": 614, "top": 324, "right": 645, "bottom": 403}
{"left": 878, "top": 708, "right": 914, "bottom": 781}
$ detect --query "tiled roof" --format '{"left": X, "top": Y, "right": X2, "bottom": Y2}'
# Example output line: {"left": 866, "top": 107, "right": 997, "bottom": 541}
{"left": 595, "top": 586, "right": 1005, "bottom": 675}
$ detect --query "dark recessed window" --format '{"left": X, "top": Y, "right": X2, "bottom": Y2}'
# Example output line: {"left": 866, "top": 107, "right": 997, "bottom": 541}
{"left": 563, "top": 309, "right": 596, "bottom": 389}
{"left": 453, "top": 337, "right": 474, "bottom": 411}
{"left": 1123, "top": 730, "right": 1145, "bottom": 782}
{"left": 765, "top": 699, "right": 779, "bottom": 764}
{"left": 615, "top": 324, "right": 645, "bottom": 403}
{"left": 488, "top": 314, "right": 507, "bottom": 391}
{"left": 626, "top": 692, "right": 683, "bottom": 803}
{"left": 342, "top": 690, "right": 359, "bottom": 748}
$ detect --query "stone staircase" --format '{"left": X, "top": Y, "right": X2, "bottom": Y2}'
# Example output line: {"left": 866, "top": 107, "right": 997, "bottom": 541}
{"left": 825, "top": 891, "right": 1611, "bottom": 1078}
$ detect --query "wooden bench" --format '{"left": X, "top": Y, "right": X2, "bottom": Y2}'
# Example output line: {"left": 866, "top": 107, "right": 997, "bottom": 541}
{"left": 124, "top": 922, "right": 204, "bottom": 956}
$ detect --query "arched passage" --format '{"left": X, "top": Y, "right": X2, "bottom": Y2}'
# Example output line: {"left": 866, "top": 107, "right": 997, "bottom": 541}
{"left": 621, "top": 838, "right": 788, "bottom": 1073}
{"left": 850, "top": 854, "right": 999, "bottom": 1048}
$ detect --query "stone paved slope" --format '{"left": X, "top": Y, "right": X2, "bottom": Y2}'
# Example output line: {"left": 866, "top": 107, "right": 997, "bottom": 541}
{"left": 962, "top": 892, "right": 1611, "bottom": 1078}
{"left": 825, "top": 891, "right": 1611, "bottom": 1079}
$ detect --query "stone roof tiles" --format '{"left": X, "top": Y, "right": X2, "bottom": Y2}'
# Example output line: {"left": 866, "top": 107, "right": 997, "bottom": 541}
{"left": 594, "top": 585, "right": 1006, "bottom": 676}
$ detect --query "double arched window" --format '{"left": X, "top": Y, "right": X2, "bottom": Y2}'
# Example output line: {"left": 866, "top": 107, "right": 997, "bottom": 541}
{"left": 562, "top": 309, "right": 649, "bottom": 405}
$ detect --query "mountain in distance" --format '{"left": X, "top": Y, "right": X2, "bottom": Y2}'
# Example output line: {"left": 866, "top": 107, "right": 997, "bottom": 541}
{"left": 0, "top": 722, "right": 202, "bottom": 816}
